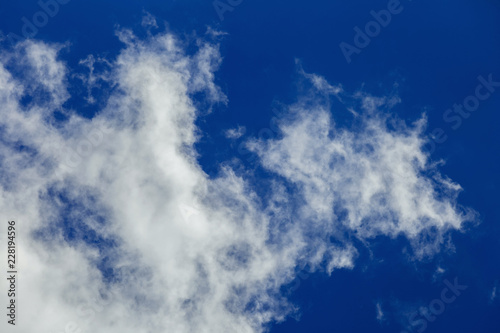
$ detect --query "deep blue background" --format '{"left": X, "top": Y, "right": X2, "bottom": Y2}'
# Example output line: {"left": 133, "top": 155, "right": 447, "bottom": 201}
{"left": 1, "top": 0, "right": 499, "bottom": 332}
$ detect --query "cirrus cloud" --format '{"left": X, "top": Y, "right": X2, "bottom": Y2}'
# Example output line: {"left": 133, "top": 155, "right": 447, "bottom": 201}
{"left": 0, "top": 24, "right": 475, "bottom": 333}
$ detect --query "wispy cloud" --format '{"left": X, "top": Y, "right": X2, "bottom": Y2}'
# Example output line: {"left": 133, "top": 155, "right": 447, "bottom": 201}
{"left": 248, "top": 83, "right": 475, "bottom": 259}
{"left": 490, "top": 280, "right": 498, "bottom": 303}
{"left": 376, "top": 302, "right": 385, "bottom": 322}
{"left": 225, "top": 125, "right": 246, "bottom": 139}
{"left": 0, "top": 24, "right": 476, "bottom": 333}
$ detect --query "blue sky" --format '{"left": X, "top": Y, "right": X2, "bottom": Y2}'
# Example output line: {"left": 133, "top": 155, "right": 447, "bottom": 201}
{"left": 0, "top": 0, "right": 499, "bottom": 332}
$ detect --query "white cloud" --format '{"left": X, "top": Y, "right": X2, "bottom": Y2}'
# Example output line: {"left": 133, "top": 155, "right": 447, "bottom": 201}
{"left": 376, "top": 302, "right": 385, "bottom": 322}
{"left": 141, "top": 11, "right": 159, "bottom": 29}
{"left": 490, "top": 281, "right": 498, "bottom": 303}
{"left": 74, "top": 54, "right": 113, "bottom": 104}
{"left": 248, "top": 92, "right": 475, "bottom": 259}
{"left": 0, "top": 26, "right": 475, "bottom": 333}
{"left": 225, "top": 125, "right": 246, "bottom": 139}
